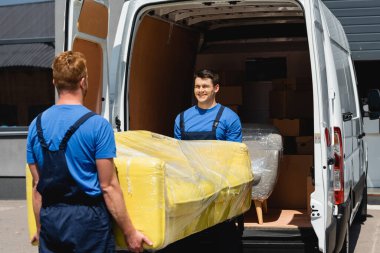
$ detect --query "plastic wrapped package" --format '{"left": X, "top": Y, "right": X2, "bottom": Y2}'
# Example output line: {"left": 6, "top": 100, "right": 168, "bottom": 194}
{"left": 113, "top": 131, "right": 253, "bottom": 250}
{"left": 26, "top": 130, "right": 253, "bottom": 250}
{"left": 242, "top": 124, "right": 283, "bottom": 201}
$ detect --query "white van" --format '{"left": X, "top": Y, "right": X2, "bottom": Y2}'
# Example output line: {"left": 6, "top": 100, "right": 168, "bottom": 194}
{"left": 58, "top": 0, "right": 370, "bottom": 252}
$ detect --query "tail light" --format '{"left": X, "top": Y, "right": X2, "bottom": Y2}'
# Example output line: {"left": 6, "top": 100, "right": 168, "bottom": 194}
{"left": 333, "top": 127, "right": 344, "bottom": 204}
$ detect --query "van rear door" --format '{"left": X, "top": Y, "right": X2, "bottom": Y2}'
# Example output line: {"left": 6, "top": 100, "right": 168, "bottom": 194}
{"left": 304, "top": 0, "right": 336, "bottom": 252}
{"left": 63, "top": 0, "right": 110, "bottom": 118}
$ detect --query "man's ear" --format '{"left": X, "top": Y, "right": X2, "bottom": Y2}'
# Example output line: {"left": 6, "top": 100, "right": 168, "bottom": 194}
{"left": 79, "top": 77, "right": 86, "bottom": 88}
{"left": 214, "top": 83, "right": 220, "bottom": 93}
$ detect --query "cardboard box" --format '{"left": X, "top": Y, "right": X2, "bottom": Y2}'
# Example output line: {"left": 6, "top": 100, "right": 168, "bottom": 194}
{"left": 240, "top": 108, "right": 269, "bottom": 123}
{"left": 272, "top": 78, "right": 312, "bottom": 91}
{"left": 217, "top": 86, "right": 243, "bottom": 105}
{"left": 268, "top": 155, "right": 313, "bottom": 209}
{"left": 296, "top": 136, "right": 314, "bottom": 154}
{"left": 269, "top": 90, "right": 287, "bottom": 118}
{"left": 284, "top": 136, "right": 314, "bottom": 154}
{"left": 240, "top": 81, "right": 272, "bottom": 123}
{"left": 269, "top": 90, "right": 313, "bottom": 119}
{"left": 228, "top": 105, "right": 239, "bottom": 114}
{"left": 219, "top": 70, "right": 245, "bottom": 85}
{"left": 283, "top": 136, "right": 297, "bottom": 154}
{"left": 272, "top": 119, "right": 313, "bottom": 136}
{"left": 272, "top": 78, "right": 296, "bottom": 91}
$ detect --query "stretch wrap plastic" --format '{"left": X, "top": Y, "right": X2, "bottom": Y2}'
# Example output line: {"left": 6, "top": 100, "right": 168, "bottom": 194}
{"left": 242, "top": 124, "right": 283, "bottom": 201}
{"left": 27, "top": 130, "right": 253, "bottom": 250}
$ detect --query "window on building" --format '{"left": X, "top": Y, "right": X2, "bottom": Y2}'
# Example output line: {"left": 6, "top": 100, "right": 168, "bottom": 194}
{"left": 332, "top": 44, "right": 358, "bottom": 117}
{"left": 0, "top": 67, "right": 54, "bottom": 128}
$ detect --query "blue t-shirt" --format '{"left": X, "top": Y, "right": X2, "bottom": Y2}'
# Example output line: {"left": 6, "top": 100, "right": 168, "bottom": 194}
{"left": 174, "top": 103, "right": 242, "bottom": 142}
{"left": 26, "top": 105, "right": 116, "bottom": 196}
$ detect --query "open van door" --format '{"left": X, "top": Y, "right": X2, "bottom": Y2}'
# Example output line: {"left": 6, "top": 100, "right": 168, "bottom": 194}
{"left": 304, "top": 1, "right": 336, "bottom": 252}
{"left": 64, "top": 0, "right": 110, "bottom": 118}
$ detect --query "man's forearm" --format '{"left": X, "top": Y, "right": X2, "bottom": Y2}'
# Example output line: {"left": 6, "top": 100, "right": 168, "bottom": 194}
{"left": 29, "top": 164, "right": 41, "bottom": 233}
{"left": 97, "top": 159, "right": 151, "bottom": 252}
{"left": 32, "top": 186, "right": 41, "bottom": 232}
{"left": 102, "top": 178, "right": 136, "bottom": 236}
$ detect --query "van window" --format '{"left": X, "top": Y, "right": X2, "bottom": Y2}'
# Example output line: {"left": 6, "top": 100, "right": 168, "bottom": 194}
{"left": 332, "top": 44, "right": 357, "bottom": 117}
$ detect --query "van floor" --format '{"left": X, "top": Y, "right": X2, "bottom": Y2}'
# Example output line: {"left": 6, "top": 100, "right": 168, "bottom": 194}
{"left": 244, "top": 208, "right": 312, "bottom": 228}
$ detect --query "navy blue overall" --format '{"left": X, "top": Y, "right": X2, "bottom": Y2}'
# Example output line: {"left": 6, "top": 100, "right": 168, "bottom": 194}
{"left": 36, "top": 112, "right": 115, "bottom": 253}
{"left": 180, "top": 105, "right": 225, "bottom": 140}
{"left": 159, "top": 105, "right": 242, "bottom": 253}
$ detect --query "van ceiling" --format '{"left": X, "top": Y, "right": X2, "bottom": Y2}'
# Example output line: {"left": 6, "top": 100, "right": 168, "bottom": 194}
{"left": 150, "top": 1, "right": 304, "bottom": 30}
{"left": 148, "top": 1, "right": 307, "bottom": 50}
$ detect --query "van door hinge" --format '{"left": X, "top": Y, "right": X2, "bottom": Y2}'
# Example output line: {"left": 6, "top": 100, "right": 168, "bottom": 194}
{"left": 311, "top": 205, "right": 320, "bottom": 218}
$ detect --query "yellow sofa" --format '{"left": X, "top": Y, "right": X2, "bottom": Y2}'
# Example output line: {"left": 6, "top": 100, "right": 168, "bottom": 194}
{"left": 27, "top": 130, "right": 253, "bottom": 250}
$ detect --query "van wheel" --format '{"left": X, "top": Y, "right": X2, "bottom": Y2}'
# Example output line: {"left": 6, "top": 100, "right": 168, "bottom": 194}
{"left": 339, "top": 222, "right": 350, "bottom": 253}
{"left": 355, "top": 184, "right": 367, "bottom": 223}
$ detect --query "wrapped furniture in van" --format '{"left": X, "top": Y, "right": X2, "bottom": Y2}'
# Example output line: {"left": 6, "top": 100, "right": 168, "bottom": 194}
{"left": 242, "top": 124, "right": 283, "bottom": 224}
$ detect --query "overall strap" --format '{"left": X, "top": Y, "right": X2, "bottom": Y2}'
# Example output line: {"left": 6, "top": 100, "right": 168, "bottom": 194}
{"left": 180, "top": 112, "right": 185, "bottom": 132}
{"left": 36, "top": 113, "right": 48, "bottom": 149}
{"left": 212, "top": 105, "right": 225, "bottom": 130}
{"left": 59, "top": 112, "right": 97, "bottom": 150}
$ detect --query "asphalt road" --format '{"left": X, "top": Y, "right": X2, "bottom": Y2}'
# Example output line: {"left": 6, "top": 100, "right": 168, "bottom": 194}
{"left": 1, "top": 198, "right": 380, "bottom": 253}
{"left": 350, "top": 196, "right": 380, "bottom": 253}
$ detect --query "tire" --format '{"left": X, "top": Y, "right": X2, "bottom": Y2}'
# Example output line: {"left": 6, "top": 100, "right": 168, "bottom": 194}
{"left": 355, "top": 183, "right": 367, "bottom": 223}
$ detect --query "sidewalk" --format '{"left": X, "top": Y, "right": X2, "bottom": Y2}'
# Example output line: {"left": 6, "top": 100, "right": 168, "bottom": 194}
{"left": 0, "top": 200, "right": 37, "bottom": 253}
{"left": 1, "top": 197, "right": 380, "bottom": 253}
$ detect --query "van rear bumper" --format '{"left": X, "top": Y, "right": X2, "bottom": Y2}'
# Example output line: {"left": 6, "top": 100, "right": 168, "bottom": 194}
{"left": 242, "top": 227, "right": 319, "bottom": 253}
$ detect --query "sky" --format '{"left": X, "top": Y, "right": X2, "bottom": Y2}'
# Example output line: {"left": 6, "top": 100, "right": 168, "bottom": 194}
{"left": 0, "top": 0, "right": 50, "bottom": 6}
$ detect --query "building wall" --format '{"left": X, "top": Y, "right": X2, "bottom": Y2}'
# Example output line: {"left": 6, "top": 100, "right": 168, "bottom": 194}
{"left": 0, "top": 1, "right": 55, "bottom": 199}
{"left": 323, "top": 0, "right": 380, "bottom": 60}
{"left": 0, "top": 136, "right": 26, "bottom": 199}
{"left": 0, "top": 136, "right": 26, "bottom": 177}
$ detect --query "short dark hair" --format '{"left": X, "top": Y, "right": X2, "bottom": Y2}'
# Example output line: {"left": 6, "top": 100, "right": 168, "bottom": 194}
{"left": 194, "top": 69, "right": 219, "bottom": 85}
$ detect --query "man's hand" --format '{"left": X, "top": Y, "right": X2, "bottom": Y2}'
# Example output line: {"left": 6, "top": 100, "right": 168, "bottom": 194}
{"left": 30, "top": 232, "right": 39, "bottom": 246}
{"left": 125, "top": 230, "right": 153, "bottom": 253}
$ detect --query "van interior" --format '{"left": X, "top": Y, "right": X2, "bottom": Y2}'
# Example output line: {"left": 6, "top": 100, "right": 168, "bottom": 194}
{"left": 126, "top": 1, "right": 314, "bottom": 230}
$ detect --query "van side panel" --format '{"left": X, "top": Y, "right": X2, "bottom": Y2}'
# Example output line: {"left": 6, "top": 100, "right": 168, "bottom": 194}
{"left": 128, "top": 16, "right": 199, "bottom": 136}
{"left": 321, "top": 2, "right": 366, "bottom": 252}
{"left": 321, "top": 1, "right": 365, "bottom": 209}
{"left": 73, "top": 38, "right": 104, "bottom": 114}
{"left": 348, "top": 57, "right": 366, "bottom": 214}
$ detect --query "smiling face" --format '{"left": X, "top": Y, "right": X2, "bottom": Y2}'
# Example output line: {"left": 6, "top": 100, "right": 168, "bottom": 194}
{"left": 194, "top": 77, "right": 219, "bottom": 109}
